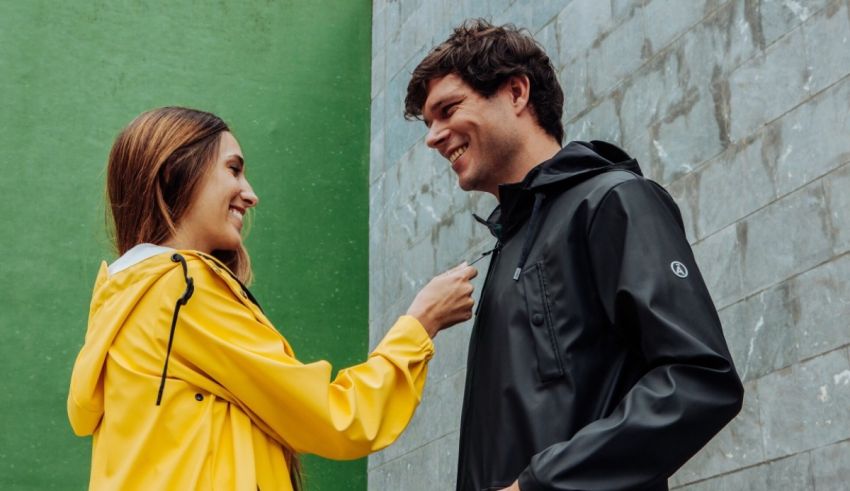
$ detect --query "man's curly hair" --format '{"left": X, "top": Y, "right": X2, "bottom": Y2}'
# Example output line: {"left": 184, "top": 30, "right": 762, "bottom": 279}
{"left": 405, "top": 19, "right": 564, "bottom": 143}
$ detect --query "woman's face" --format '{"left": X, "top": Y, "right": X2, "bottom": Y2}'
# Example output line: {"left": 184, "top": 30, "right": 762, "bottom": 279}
{"left": 172, "top": 131, "right": 259, "bottom": 253}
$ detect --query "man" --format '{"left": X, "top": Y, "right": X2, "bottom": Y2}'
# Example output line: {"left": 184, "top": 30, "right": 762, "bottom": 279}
{"left": 404, "top": 20, "right": 744, "bottom": 491}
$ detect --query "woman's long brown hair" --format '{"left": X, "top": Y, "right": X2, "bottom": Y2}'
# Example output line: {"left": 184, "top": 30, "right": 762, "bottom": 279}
{"left": 106, "top": 106, "right": 302, "bottom": 490}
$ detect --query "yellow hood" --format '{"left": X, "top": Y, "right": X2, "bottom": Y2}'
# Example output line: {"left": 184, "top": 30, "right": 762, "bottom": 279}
{"left": 68, "top": 255, "right": 180, "bottom": 435}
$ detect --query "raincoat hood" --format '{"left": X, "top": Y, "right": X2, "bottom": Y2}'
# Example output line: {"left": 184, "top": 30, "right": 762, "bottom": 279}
{"left": 477, "top": 140, "right": 643, "bottom": 281}
{"left": 485, "top": 140, "right": 642, "bottom": 242}
{"left": 68, "top": 247, "right": 187, "bottom": 435}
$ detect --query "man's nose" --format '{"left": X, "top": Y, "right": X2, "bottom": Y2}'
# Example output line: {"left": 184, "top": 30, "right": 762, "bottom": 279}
{"left": 425, "top": 123, "right": 448, "bottom": 149}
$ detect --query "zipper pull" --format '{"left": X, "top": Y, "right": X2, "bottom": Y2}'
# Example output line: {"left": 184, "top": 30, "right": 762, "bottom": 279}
{"left": 468, "top": 242, "right": 501, "bottom": 266}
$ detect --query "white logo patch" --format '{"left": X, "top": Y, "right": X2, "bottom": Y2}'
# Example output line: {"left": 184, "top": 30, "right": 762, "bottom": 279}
{"left": 671, "top": 261, "right": 689, "bottom": 278}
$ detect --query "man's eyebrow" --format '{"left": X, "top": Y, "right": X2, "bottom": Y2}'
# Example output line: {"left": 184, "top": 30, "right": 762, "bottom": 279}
{"left": 227, "top": 155, "right": 244, "bottom": 166}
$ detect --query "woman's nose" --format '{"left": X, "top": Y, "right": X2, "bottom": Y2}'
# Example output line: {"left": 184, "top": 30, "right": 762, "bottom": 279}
{"left": 241, "top": 182, "right": 259, "bottom": 207}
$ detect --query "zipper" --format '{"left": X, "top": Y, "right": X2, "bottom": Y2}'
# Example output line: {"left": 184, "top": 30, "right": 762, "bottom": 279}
{"left": 473, "top": 241, "right": 501, "bottom": 317}
{"left": 456, "top": 241, "right": 502, "bottom": 489}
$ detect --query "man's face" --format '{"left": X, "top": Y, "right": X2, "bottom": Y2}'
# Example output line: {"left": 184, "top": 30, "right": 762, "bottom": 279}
{"left": 421, "top": 73, "right": 520, "bottom": 195}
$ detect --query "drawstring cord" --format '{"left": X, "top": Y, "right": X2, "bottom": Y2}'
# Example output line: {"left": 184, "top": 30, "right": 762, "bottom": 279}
{"left": 513, "top": 192, "right": 546, "bottom": 281}
{"left": 156, "top": 253, "right": 195, "bottom": 406}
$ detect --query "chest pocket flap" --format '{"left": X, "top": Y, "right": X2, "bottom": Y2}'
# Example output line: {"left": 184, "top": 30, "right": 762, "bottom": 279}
{"left": 522, "top": 262, "right": 565, "bottom": 382}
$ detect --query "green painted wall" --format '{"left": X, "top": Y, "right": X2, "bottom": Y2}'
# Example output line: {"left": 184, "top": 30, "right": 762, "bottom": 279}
{"left": 0, "top": 1, "right": 371, "bottom": 489}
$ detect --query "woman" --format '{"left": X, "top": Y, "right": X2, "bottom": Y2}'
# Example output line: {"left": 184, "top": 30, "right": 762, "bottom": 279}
{"left": 67, "top": 107, "right": 477, "bottom": 490}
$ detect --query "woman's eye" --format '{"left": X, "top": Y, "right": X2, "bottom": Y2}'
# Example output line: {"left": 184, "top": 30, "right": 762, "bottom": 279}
{"left": 229, "top": 166, "right": 241, "bottom": 175}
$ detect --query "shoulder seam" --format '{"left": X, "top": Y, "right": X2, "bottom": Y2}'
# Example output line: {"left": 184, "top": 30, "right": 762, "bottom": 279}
{"left": 586, "top": 175, "right": 645, "bottom": 232}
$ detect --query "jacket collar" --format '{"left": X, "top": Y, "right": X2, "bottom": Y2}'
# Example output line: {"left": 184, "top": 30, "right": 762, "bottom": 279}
{"left": 479, "top": 140, "right": 642, "bottom": 241}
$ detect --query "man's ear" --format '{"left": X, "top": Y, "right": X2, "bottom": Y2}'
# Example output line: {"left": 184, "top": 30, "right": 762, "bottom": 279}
{"left": 505, "top": 74, "right": 531, "bottom": 114}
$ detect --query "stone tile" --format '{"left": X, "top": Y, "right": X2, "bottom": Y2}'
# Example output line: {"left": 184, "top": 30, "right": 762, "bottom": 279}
{"left": 803, "top": 1, "right": 850, "bottom": 96}
{"left": 674, "top": 452, "right": 814, "bottom": 491}
{"left": 528, "top": 0, "right": 571, "bottom": 34}
{"left": 811, "top": 438, "right": 850, "bottom": 491}
{"left": 695, "top": 131, "right": 777, "bottom": 239}
{"left": 691, "top": 223, "right": 744, "bottom": 307}
{"left": 728, "top": 26, "right": 810, "bottom": 143}
{"left": 788, "top": 253, "right": 850, "bottom": 362}
{"left": 368, "top": 431, "right": 460, "bottom": 490}
{"left": 369, "top": 128, "right": 386, "bottom": 185}
{"left": 397, "top": 7, "right": 430, "bottom": 73}
{"left": 670, "top": 380, "right": 765, "bottom": 486}
{"left": 369, "top": 174, "right": 387, "bottom": 325}
{"left": 611, "top": 0, "right": 644, "bottom": 24}
{"left": 823, "top": 162, "right": 850, "bottom": 255}
{"left": 680, "top": 0, "right": 762, "bottom": 88}
{"left": 757, "top": 348, "right": 850, "bottom": 459}
{"left": 673, "top": 462, "right": 767, "bottom": 491}
{"left": 640, "top": 0, "right": 715, "bottom": 57}
{"left": 400, "top": 236, "right": 437, "bottom": 304}
{"left": 434, "top": 207, "right": 477, "bottom": 272}
{"left": 739, "top": 181, "right": 833, "bottom": 294}
{"left": 616, "top": 49, "right": 680, "bottom": 146}
{"left": 372, "top": 4, "right": 387, "bottom": 50}
{"left": 556, "top": 0, "right": 614, "bottom": 66}
{"left": 368, "top": 368, "right": 465, "bottom": 468}
{"left": 722, "top": 284, "right": 800, "bottom": 382}
{"left": 665, "top": 170, "right": 699, "bottom": 243}
{"left": 649, "top": 86, "right": 724, "bottom": 184}
{"left": 765, "top": 452, "right": 814, "bottom": 491}
{"left": 494, "top": 0, "right": 533, "bottom": 33}
{"left": 564, "top": 97, "right": 622, "bottom": 145}
{"left": 759, "top": 0, "right": 826, "bottom": 46}
{"left": 716, "top": 298, "right": 753, "bottom": 378}
{"left": 488, "top": 0, "right": 516, "bottom": 19}
{"left": 773, "top": 77, "right": 850, "bottom": 197}
{"left": 534, "top": 17, "right": 560, "bottom": 66}
{"left": 400, "top": 0, "right": 422, "bottom": 21}
{"left": 383, "top": 0, "right": 402, "bottom": 58}
{"left": 371, "top": 50, "right": 386, "bottom": 100}
{"left": 370, "top": 86, "right": 386, "bottom": 146}
{"left": 384, "top": 69, "right": 426, "bottom": 169}
{"left": 585, "top": 9, "right": 647, "bottom": 97}
{"left": 560, "top": 54, "right": 592, "bottom": 122}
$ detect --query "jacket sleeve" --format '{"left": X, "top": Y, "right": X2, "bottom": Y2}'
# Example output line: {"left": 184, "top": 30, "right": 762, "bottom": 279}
{"left": 518, "top": 178, "right": 744, "bottom": 490}
{"left": 163, "top": 263, "right": 434, "bottom": 460}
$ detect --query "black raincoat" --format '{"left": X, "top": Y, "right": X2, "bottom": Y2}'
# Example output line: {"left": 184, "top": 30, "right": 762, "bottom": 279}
{"left": 456, "top": 141, "right": 744, "bottom": 491}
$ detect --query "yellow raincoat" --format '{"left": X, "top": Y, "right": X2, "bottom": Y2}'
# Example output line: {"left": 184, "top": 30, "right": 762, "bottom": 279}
{"left": 68, "top": 250, "right": 434, "bottom": 490}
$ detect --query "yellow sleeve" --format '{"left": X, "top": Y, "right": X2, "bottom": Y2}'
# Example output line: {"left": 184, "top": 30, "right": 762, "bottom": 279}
{"left": 165, "top": 262, "right": 434, "bottom": 459}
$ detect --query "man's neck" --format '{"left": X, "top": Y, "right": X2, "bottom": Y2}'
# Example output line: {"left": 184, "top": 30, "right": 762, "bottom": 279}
{"left": 494, "top": 136, "right": 562, "bottom": 200}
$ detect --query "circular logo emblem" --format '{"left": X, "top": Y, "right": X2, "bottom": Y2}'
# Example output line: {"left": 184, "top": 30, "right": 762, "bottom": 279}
{"left": 671, "top": 261, "right": 689, "bottom": 278}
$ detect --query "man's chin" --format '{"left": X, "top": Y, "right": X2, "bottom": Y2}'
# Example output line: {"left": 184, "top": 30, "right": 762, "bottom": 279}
{"left": 456, "top": 173, "right": 478, "bottom": 192}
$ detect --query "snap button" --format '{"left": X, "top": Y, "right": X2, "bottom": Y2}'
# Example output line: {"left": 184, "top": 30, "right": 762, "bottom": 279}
{"left": 532, "top": 313, "right": 544, "bottom": 326}
{"left": 195, "top": 393, "right": 204, "bottom": 402}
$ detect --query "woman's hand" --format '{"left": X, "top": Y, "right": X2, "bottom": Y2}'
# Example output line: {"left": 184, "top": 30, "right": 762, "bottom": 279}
{"left": 406, "top": 262, "right": 478, "bottom": 338}
{"left": 499, "top": 481, "right": 521, "bottom": 491}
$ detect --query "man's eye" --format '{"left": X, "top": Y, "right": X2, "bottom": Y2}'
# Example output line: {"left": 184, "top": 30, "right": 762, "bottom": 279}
{"left": 444, "top": 103, "right": 458, "bottom": 117}
{"left": 229, "top": 165, "right": 241, "bottom": 175}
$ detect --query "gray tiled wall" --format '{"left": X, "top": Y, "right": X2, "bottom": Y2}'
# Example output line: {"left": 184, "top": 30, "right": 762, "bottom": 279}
{"left": 369, "top": 1, "right": 850, "bottom": 489}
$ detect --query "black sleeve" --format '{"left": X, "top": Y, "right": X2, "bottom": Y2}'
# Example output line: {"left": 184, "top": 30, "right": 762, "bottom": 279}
{"left": 518, "top": 178, "right": 744, "bottom": 491}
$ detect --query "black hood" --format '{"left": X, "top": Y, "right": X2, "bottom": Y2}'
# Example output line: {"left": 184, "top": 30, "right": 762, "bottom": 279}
{"left": 479, "top": 140, "right": 642, "bottom": 242}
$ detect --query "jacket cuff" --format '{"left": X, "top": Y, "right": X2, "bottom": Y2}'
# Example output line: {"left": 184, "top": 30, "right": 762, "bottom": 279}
{"left": 377, "top": 315, "right": 435, "bottom": 358}
{"left": 517, "top": 466, "right": 544, "bottom": 491}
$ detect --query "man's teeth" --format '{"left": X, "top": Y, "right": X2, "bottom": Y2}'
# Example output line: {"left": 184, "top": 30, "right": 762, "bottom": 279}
{"left": 229, "top": 208, "right": 243, "bottom": 218}
{"left": 450, "top": 145, "right": 468, "bottom": 163}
